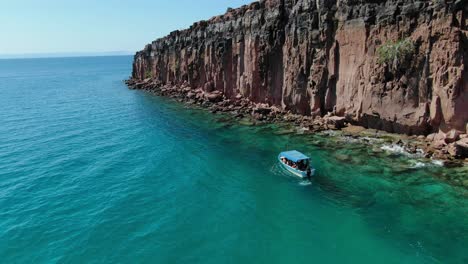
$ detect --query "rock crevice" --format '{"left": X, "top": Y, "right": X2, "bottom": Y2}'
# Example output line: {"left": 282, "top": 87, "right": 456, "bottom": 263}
{"left": 131, "top": 0, "right": 467, "bottom": 136}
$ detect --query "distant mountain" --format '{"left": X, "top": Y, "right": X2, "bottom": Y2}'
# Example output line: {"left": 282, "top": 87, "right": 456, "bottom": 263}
{"left": 0, "top": 51, "right": 135, "bottom": 59}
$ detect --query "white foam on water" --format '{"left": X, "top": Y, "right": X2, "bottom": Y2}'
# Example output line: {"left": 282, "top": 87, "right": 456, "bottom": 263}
{"left": 361, "top": 136, "right": 384, "bottom": 143}
{"left": 340, "top": 135, "right": 384, "bottom": 145}
{"left": 299, "top": 180, "right": 312, "bottom": 186}
{"left": 409, "top": 160, "right": 427, "bottom": 169}
{"left": 381, "top": 144, "right": 408, "bottom": 155}
{"left": 296, "top": 127, "right": 308, "bottom": 134}
{"left": 380, "top": 144, "right": 425, "bottom": 158}
{"left": 431, "top": 159, "right": 444, "bottom": 167}
{"left": 321, "top": 130, "right": 338, "bottom": 136}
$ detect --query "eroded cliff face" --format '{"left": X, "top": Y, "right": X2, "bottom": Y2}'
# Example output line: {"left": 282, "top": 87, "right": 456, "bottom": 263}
{"left": 132, "top": 0, "right": 468, "bottom": 135}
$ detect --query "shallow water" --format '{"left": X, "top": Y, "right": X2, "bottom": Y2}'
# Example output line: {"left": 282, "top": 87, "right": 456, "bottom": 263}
{"left": 0, "top": 56, "right": 467, "bottom": 263}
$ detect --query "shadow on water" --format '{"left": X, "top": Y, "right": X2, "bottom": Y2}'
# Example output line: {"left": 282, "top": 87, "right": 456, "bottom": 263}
{"left": 137, "top": 96, "right": 468, "bottom": 263}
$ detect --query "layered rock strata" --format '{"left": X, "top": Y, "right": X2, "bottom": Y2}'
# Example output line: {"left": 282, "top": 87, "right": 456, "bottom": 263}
{"left": 129, "top": 0, "right": 468, "bottom": 157}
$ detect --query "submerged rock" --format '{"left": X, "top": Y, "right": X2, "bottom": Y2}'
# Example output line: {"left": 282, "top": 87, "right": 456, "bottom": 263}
{"left": 238, "top": 118, "right": 255, "bottom": 126}
{"left": 334, "top": 154, "right": 352, "bottom": 162}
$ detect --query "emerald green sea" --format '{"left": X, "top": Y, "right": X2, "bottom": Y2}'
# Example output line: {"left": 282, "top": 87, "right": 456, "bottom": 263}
{"left": 0, "top": 56, "right": 466, "bottom": 263}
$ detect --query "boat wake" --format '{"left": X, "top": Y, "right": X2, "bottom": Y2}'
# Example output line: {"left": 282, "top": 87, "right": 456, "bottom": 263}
{"left": 271, "top": 163, "right": 313, "bottom": 186}
{"left": 299, "top": 180, "right": 312, "bottom": 186}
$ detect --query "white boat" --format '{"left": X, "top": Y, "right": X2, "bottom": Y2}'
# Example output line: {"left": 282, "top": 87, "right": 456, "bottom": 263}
{"left": 278, "top": 150, "right": 315, "bottom": 179}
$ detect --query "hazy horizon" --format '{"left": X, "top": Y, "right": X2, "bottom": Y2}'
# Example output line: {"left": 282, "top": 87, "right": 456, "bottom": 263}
{"left": 0, "top": 0, "right": 252, "bottom": 56}
{"left": 0, "top": 51, "right": 135, "bottom": 60}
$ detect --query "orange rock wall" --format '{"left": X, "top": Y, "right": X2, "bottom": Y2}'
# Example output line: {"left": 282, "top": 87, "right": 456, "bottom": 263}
{"left": 132, "top": 0, "right": 468, "bottom": 135}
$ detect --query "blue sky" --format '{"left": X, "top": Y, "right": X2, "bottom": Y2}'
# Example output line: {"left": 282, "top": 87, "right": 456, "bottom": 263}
{"left": 0, "top": 0, "right": 253, "bottom": 55}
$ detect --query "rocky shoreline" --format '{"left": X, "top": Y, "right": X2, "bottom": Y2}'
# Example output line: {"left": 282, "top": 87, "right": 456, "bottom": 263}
{"left": 132, "top": 0, "right": 467, "bottom": 138}
{"left": 126, "top": 78, "right": 468, "bottom": 166}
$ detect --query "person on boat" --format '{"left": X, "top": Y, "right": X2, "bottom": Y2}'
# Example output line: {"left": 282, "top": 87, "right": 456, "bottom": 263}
{"left": 296, "top": 160, "right": 302, "bottom": 170}
{"left": 298, "top": 160, "right": 306, "bottom": 171}
{"left": 306, "top": 168, "right": 312, "bottom": 180}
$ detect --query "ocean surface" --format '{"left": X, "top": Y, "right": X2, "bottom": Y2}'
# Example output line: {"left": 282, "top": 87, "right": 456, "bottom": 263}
{"left": 0, "top": 56, "right": 467, "bottom": 264}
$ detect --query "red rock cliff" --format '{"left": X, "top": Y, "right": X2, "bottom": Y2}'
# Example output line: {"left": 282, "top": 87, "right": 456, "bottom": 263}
{"left": 132, "top": 0, "right": 468, "bottom": 135}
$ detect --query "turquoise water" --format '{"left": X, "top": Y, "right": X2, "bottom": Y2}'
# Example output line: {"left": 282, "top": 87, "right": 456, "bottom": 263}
{"left": 0, "top": 56, "right": 467, "bottom": 263}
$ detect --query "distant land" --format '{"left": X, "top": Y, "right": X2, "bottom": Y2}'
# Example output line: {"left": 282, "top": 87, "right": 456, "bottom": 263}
{"left": 0, "top": 51, "right": 134, "bottom": 59}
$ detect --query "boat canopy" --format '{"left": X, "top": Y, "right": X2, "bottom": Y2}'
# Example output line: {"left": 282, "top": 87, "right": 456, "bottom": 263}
{"left": 280, "top": 150, "right": 310, "bottom": 162}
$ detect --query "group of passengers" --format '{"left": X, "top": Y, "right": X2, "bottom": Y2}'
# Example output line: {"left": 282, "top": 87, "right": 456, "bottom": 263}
{"left": 280, "top": 157, "right": 308, "bottom": 171}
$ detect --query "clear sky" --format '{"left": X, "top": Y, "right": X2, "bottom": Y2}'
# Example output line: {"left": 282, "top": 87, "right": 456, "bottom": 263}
{"left": 0, "top": 0, "right": 253, "bottom": 56}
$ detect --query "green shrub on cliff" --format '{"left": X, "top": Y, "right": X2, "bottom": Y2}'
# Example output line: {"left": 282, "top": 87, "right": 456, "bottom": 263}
{"left": 145, "top": 69, "right": 152, "bottom": 79}
{"left": 377, "top": 38, "right": 415, "bottom": 69}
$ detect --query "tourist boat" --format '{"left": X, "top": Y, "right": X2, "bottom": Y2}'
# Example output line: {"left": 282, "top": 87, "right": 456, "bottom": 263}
{"left": 278, "top": 150, "right": 315, "bottom": 179}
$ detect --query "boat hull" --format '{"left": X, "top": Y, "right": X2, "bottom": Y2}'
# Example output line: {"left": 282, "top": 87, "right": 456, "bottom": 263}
{"left": 278, "top": 155, "right": 314, "bottom": 179}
